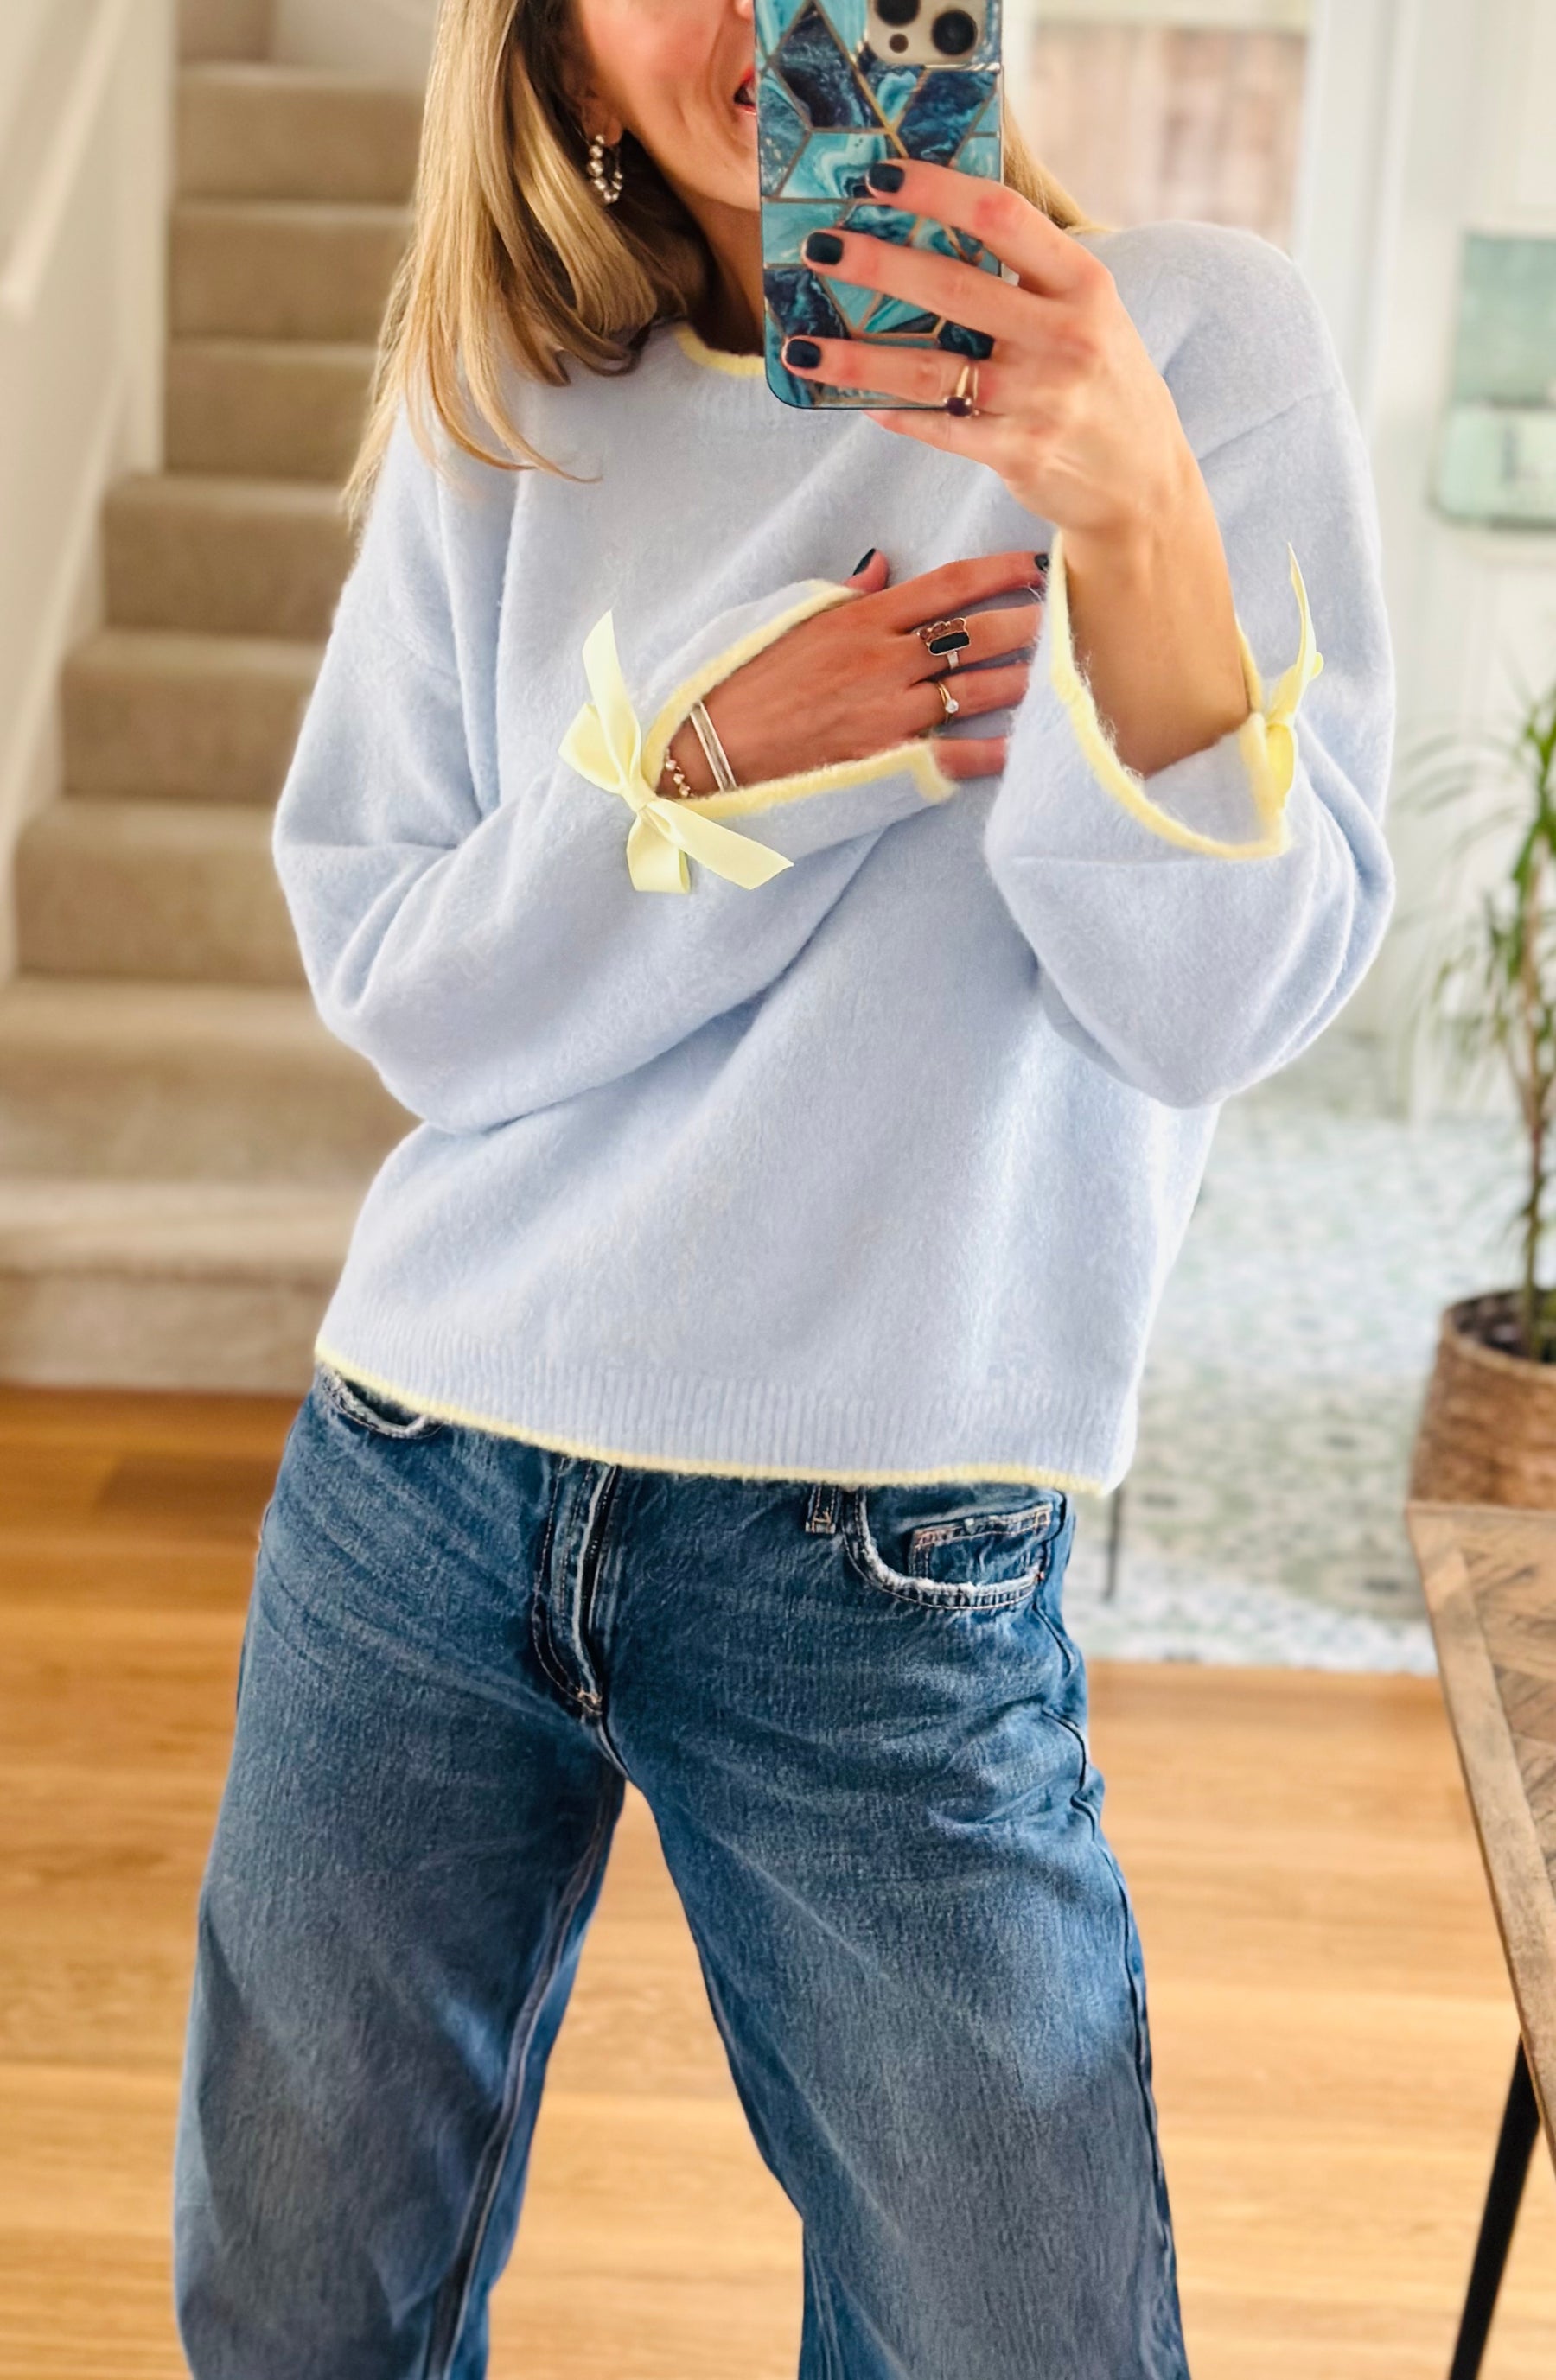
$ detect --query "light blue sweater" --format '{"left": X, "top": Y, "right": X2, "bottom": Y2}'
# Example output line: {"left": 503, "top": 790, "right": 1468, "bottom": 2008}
{"left": 274, "top": 220, "right": 1394, "bottom": 1493}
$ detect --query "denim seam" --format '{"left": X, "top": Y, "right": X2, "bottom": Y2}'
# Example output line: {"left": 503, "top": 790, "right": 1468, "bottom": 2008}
{"left": 424, "top": 1781, "right": 619, "bottom": 2380}
{"left": 842, "top": 1492, "right": 1052, "bottom": 1611}
{"left": 315, "top": 1359, "right": 447, "bottom": 1442}
{"left": 802, "top": 2237, "right": 846, "bottom": 2380}
{"left": 571, "top": 1466, "right": 622, "bottom": 1712}
{"left": 1097, "top": 1830, "right": 1184, "bottom": 2364}
{"left": 1064, "top": 1728, "right": 1184, "bottom": 2370}
{"left": 529, "top": 1467, "right": 598, "bottom": 1713}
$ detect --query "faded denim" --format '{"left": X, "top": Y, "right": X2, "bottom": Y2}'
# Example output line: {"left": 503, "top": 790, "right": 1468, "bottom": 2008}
{"left": 173, "top": 1364, "right": 1189, "bottom": 2379}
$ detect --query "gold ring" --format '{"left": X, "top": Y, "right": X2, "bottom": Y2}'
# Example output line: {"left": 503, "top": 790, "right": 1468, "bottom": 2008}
{"left": 936, "top": 680, "right": 959, "bottom": 722}
{"left": 945, "top": 361, "right": 980, "bottom": 418}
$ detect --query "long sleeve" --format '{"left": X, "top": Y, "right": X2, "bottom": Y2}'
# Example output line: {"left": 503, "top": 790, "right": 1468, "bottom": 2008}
{"left": 982, "top": 239, "right": 1396, "bottom": 1113}
{"left": 272, "top": 410, "right": 954, "bottom": 1135}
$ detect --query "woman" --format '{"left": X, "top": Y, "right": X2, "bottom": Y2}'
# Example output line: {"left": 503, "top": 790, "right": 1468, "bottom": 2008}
{"left": 172, "top": 0, "right": 1393, "bottom": 2370}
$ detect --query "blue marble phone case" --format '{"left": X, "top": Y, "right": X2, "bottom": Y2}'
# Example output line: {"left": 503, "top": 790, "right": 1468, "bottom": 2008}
{"left": 756, "top": 0, "right": 1003, "bottom": 410}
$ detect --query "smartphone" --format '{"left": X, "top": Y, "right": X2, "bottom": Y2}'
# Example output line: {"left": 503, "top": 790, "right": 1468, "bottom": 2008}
{"left": 756, "top": 0, "right": 1004, "bottom": 410}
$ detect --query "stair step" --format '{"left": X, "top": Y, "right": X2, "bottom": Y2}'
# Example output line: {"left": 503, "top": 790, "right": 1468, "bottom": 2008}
{"left": 177, "top": 63, "right": 424, "bottom": 203}
{"left": 0, "top": 978, "right": 407, "bottom": 1184}
{"left": 167, "top": 338, "right": 375, "bottom": 482}
{"left": 0, "top": 1178, "right": 356, "bottom": 1391}
{"left": 105, "top": 473, "right": 352, "bottom": 639}
{"left": 171, "top": 199, "right": 411, "bottom": 343}
{"left": 16, "top": 800, "right": 301, "bottom": 987}
{"left": 180, "top": 1, "right": 273, "bottom": 64}
{"left": 63, "top": 628, "right": 320, "bottom": 805}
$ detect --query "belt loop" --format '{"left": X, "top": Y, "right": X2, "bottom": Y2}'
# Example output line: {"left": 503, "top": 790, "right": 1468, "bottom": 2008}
{"left": 805, "top": 1480, "right": 839, "bottom": 1535}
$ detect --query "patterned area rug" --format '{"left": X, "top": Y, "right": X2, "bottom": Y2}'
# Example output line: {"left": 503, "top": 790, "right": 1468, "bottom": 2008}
{"left": 1064, "top": 1034, "right": 1521, "bottom": 1672}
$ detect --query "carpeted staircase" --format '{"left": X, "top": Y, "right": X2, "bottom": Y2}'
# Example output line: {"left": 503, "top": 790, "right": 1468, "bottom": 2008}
{"left": 0, "top": 29, "right": 421, "bottom": 1389}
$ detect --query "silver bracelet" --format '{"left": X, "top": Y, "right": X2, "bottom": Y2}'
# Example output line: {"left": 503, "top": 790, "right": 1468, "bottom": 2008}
{"left": 690, "top": 699, "right": 739, "bottom": 792}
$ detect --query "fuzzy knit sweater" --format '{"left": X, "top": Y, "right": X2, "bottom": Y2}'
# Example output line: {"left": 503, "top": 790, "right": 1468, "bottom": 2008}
{"left": 272, "top": 218, "right": 1395, "bottom": 1493}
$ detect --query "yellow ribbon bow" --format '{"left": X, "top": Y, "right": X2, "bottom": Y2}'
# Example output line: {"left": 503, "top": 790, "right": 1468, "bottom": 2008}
{"left": 559, "top": 612, "right": 792, "bottom": 894}
{"left": 1259, "top": 548, "right": 1325, "bottom": 809}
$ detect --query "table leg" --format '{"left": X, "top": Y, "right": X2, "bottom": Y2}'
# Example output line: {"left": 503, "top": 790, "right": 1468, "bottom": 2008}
{"left": 1448, "top": 2040, "right": 1540, "bottom": 2380}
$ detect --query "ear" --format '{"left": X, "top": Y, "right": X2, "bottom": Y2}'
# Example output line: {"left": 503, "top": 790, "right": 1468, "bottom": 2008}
{"left": 558, "top": 35, "right": 624, "bottom": 147}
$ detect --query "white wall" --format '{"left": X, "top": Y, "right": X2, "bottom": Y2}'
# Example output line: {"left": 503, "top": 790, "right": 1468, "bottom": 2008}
{"left": 1295, "top": 0, "right": 1556, "bottom": 1102}
{"left": 271, "top": 0, "right": 437, "bottom": 85}
{"left": 0, "top": 0, "right": 173, "bottom": 980}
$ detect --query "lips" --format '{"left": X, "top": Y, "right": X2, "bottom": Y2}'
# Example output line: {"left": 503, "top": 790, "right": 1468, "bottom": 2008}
{"left": 733, "top": 68, "right": 756, "bottom": 111}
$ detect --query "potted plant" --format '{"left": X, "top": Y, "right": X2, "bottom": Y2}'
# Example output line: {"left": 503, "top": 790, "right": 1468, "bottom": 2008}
{"left": 1408, "top": 668, "right": 1556, "bottom": 1507}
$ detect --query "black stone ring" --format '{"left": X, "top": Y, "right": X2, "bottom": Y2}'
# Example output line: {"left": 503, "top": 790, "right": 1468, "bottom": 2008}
{"left": 918, "top": 617, "right": 972, "bottom": 670}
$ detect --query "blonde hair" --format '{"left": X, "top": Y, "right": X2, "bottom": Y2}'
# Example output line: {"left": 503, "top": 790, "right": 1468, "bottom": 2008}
{"left": 345, "top": 0, "right": 1090, "bottom": 523}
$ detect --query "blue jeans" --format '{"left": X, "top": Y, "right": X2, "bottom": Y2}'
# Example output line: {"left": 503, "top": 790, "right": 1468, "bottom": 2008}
{"left": 173, "top": 1364, "right": 1188, "bottom": 2378}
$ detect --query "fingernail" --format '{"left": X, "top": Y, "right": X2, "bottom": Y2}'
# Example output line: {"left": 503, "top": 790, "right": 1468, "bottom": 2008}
{"left": 803, "top": 232, "right": 844, "bottom": 266}
{"left": 783, "top": 337, "right": 822, "bottom": 369}
{"left": 852, "top": 547, "right": 877, "bottom": 574}
{"left": 867, "top": 162, "right": 905, "bottom": 193}
{"left": 1034, "top": 550, "right": 1050, "bottom": 576}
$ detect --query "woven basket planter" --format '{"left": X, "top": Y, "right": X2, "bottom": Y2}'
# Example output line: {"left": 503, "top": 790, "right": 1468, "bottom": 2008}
{"left": 1409, "top": 1291, "right": 1556, "bottom": 1510}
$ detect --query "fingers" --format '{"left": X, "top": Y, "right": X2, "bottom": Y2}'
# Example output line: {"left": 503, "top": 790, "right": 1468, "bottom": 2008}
{"left": 930, "top": 734, "right": 1007, "bottom": 782}
{"left": 794, "top": 227, "right": 1028, "bottom": 348}
{"left": 918, "top": 660, "right": 1030, "bottom": 729}
{"left": 845, "top": 546, "right": 891, "bottom": 592}
{"left": 864, "top": 406, "right": 1010, "bottom": 466}
{"left": 858, "top": 160, "right": 1102, "bottom": 298}
{"left": 876, "top": 549, "right": 1043, "bottom": 634}
{"left": 902, "top": 606, "right": 1039, "bottom": 684}
{"left": 785, "top": 333, "right": 1016, "bottom": 416}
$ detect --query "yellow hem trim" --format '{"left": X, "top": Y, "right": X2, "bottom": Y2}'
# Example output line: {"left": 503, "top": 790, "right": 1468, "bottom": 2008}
{"left": 641, "top": 581, "right": 958, "bottom": 815}
{"left": 672, "top": 321, "right": 767, "bottom": 379}
{"left": 313, "top": 1340, "right": 1106, "bottom": 1497}
{"left": 1046, "top": 528, "right": 1323, "bottom": 862}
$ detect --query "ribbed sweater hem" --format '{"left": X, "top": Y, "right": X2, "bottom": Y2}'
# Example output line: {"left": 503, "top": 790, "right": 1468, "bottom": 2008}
{"left": 312, "top": 1309, "right": 1129, "bottom": 1495}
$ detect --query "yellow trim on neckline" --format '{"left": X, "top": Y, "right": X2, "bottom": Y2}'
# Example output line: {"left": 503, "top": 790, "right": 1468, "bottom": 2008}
{"left": 673, "top": 321, "right": 767, "bottom": 379}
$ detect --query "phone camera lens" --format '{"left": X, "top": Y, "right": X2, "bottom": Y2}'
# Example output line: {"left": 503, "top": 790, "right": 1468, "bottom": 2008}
{"left": 931, "top": 7, "right": 978, "bottom": 51}
{"left": 876, "top": 0, "right": 920, "bottom": 23}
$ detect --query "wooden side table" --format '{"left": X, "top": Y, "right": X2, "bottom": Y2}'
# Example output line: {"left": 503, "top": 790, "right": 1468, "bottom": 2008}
{"left": 1406, "top": 1503, "right": 1556, "bottom": 2379}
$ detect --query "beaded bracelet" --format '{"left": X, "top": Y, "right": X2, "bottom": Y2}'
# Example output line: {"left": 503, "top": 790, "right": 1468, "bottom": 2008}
{"left": 660, "top": 743, "right": 698, "bottom": 800}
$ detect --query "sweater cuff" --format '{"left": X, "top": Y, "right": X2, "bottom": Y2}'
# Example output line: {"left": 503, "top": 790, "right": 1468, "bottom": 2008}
{"left": 1043, "top": 528, "right": 1323, "bottom": 861}
{"left": 640, "top": 580, "right": 956, "bottom": 823}
{"left": 561, "top": 582, "right": 957, "bottom": 892}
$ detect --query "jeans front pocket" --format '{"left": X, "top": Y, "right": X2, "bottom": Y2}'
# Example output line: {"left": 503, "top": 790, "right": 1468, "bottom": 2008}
{"left": 312, "top": 1360, "right": 448, "bottom": 1442}
{"left": 843, "top": 1482, "right": 1068, "bottom": 1611}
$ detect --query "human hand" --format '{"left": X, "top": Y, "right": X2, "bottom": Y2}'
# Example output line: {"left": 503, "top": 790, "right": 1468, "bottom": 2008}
{"left": 778, "top": 161, "right": 1203, "bottom": 562}
{"left": 663, "top": 547, "right": 1043, "bottom": 797}
{"left": 776, "top": 162, "right": 1250, "bottom": 778}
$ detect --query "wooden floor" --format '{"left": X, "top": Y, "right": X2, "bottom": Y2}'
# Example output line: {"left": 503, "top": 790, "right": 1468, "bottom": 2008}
{"left": 2, "top": 1384, "right": 1554, "bottom": 2378}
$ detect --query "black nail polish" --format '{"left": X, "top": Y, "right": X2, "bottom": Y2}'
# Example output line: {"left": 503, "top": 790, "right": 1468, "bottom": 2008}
{"left": 867, "top": 162, "right": 905, "bottom": 193}
{"left": 852, "top": 547, "right": 877, "bottom": 573}
{"left": 1034, "top": 551, "right": 1050, "bottom": 572}
{"left": 803, "top": 232, "right": 845, "bottom": 266}
{"left": 784, "top": 337, "right": 822, "bottom": 369}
